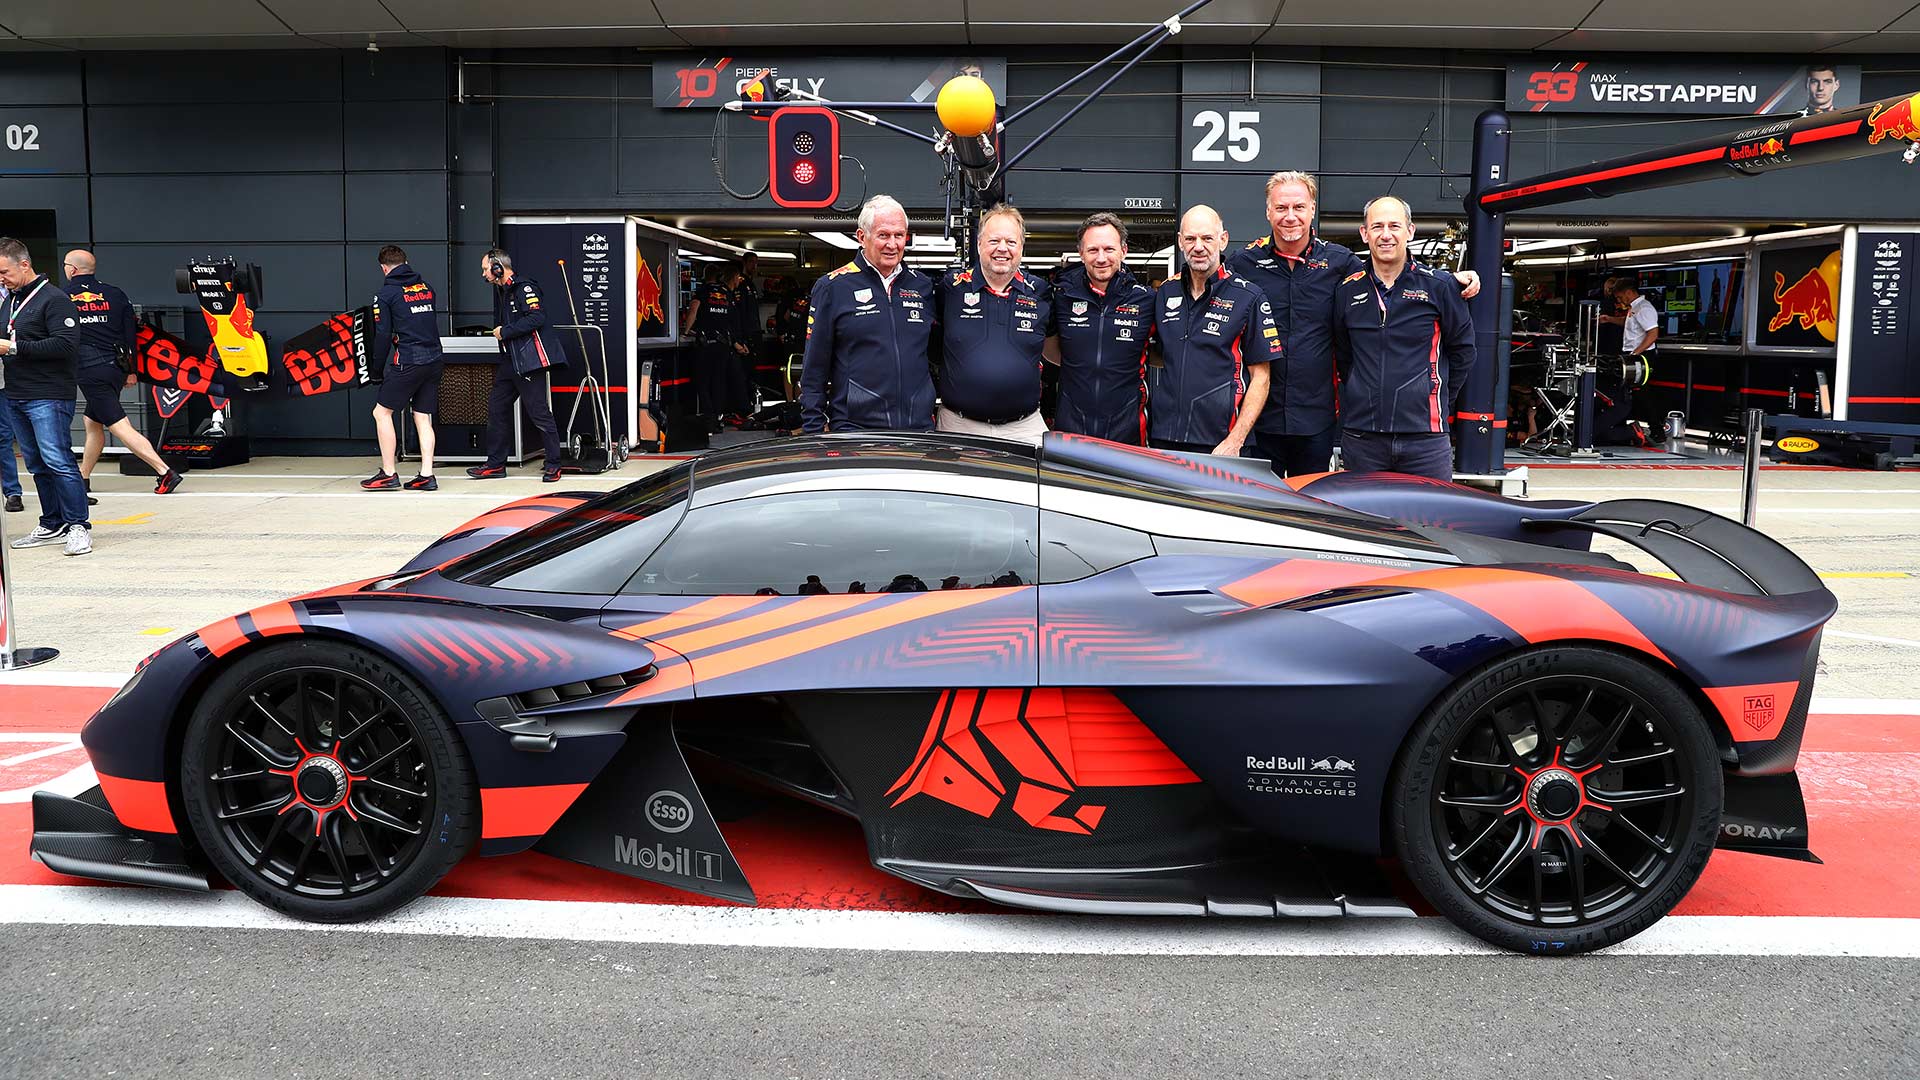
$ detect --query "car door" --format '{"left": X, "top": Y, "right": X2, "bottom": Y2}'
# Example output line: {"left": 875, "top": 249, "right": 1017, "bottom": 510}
{"left": 598, "top": 485, "right": 1041, "bottom": 699}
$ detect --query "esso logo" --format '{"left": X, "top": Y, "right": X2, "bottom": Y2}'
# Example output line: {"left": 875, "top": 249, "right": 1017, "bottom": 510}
{"left": 646, "top": 789, "right": 694, "bottom": 833}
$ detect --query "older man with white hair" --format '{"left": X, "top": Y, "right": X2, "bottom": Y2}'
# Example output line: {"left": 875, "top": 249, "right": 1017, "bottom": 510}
{"left": 799, "top": 194, "right": 937, "bottom": 434}
{"left": 1146, "top": 204, "right": 1280, "bottom": 456}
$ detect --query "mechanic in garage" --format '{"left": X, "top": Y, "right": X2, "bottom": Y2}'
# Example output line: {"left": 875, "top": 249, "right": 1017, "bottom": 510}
{"left": 0, "top": 237, "right": 89, "bottom": 554}
{"left": 933, "top": 203, "right": 1054, "bottom": 446}
{"left": 361, "top": 245, "right": 444, "bottom": 492}
{"left": 799, "top": 194, "right": 938, "bottom": 434}
{"left": 62, "top": 250, "right": 183, "bottom": 500}
{"left": 684, "top": 262, "right": 752, "bottom": 430}
{"left": 1332, "top": 196, "right": 1475, "bottom": 481}
{"left": 469, "top": 249, "right": 565, "bottom": 483}
{"left": 1227, "top": 171, "right": 1481, "bottom": 477}
{"left": 1044, "top": 211, "right": 1155, "bottom": 445}
{"left": 1146, "top": 205, "right": 1279, "bottom": 456}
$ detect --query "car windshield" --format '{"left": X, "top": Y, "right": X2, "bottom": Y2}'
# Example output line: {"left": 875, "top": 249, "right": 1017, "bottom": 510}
{"left": 441, "top": 462, "right": 693, "bottom": 592}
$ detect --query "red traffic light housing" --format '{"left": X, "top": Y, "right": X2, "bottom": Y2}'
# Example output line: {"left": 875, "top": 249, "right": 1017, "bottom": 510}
{"left": 768, "top": 106, "right": 840, "bottom": 209}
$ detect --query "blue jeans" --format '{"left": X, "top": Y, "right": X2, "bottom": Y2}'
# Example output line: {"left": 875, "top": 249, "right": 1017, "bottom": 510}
{"left": 0, "top": 398, "right": 20, "bottom": 498}
{"left": 1340, "top": 428, "right": 1455, "bottom": 482}
{"left": 5, "top": 397, "right": 89, "bottom": 531}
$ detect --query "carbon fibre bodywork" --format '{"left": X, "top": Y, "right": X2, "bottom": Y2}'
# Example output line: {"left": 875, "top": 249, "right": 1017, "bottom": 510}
{"left": 34, "top": 432, "right": 1836, "bottom": 919}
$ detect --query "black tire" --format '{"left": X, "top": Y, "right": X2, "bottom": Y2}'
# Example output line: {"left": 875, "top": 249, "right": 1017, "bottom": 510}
{"left": 181, "top": 640, "right": 478, "bottom": 922}
{"left": 174, "top": 268, "right": 193, "bottom": 293}
{"left": 1389, "top": 646, "right": 1721, "bottom": 955}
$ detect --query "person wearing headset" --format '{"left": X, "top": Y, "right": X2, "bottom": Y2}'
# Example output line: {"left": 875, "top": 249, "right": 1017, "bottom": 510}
{"left": 468, "top": 249, "right": 564, "bottom": 482}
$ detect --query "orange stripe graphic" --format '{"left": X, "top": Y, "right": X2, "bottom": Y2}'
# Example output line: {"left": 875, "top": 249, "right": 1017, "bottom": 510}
{"left": 611, "top": 595, "right": 773, "bottom": 641}
{"left": 689, "top": 589, "right": 1024, "bottom": 686}
{"left": 654, "top": 594, "right": 879, "bottom": 656}
{"left": 96, "top": 772, "right": 177, "bottom": 834}
{"left": 249, "top": 602, "right": 302, "bottom": 638}
{"left": 196, "top": 617, "right": 248, "bottom": 657}
{"left": 1403, "top": 567, "right": 1672, "bottom": 665}
{"left": 1218, "top": 559, "right": 1404, "bottom": 608}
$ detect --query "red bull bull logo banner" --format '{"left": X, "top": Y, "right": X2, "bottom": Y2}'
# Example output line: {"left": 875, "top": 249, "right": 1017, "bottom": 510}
{"left": 278, "top": 307, "right": 374, "bottom": 398}
{"left": 1865, "top": 92, "right": 1920, "bottom": 146}
{"left": 1757, "top": 246, "right": 1843, "bottom": 348}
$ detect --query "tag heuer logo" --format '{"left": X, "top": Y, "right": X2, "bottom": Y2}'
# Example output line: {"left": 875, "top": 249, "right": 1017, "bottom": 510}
{"left": 1072, "top": 301, "right": 1088, "bottom": 316}
{"left": 853, "top": 288, "right": 873, "bottom": 303}
{"left": 1742, "top": 694, "right": 1777, "bottom": 732}
{"left": 964, "top": 291, "right": 981, "bottom": 306}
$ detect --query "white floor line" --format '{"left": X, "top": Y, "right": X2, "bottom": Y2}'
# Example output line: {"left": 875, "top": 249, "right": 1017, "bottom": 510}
{"left": 1827, "top": 630, "right": 1920, "bottom": 650}
{"left": 0, "top": 885, "right": 1913, "bottom": 958}
{"left": 70, "top": 491, "right": 538, "bottom": 501}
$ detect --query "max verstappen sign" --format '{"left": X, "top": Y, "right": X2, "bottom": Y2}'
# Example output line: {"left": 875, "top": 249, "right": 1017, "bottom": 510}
{"left": 655, "top": 55, "right": 1005, "bottom": 108}
{"left": 1507, "top": 62, "right": 1861, "bottom": 115}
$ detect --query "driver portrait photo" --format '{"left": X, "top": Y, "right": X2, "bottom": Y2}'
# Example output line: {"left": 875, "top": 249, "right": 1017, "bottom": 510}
{"left": 1803, "top": 64, "right": 1841, "bottom": 114}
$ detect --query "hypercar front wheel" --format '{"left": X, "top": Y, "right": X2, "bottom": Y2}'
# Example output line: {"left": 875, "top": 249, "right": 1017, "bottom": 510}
{"left": 181, "top": 641, "right": 478, "bottom": 922}
{"left": 1390, "top": 646, "right": 1721, "bottom": 955}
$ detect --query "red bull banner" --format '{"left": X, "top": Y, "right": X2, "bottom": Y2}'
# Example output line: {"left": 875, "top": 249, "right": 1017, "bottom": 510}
{"left": 278, "top": 307, "right": 374, "bottom": 398}
{"left": 1755, "top": 246, "right": 1842, "bottom": 350}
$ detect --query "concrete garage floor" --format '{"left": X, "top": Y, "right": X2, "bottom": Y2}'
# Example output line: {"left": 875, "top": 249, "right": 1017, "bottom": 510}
{"left": 1, "top": 456, "right": 1914, "bottom": 698}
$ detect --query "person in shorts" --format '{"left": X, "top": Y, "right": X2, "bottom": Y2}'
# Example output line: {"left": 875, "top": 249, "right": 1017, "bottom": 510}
{"left": 362, "top": 245, "right": 445, "bottom": 491}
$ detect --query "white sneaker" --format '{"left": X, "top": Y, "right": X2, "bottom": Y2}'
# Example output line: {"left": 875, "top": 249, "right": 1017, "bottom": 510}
{"left": 62, "top": 524, "right": 92, "bottom": 556}
{"left": 9, "top": 525, "right": 66, "bottom": 549}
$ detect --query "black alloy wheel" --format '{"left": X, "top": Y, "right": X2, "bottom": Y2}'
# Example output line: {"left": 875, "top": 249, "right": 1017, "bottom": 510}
{"left": 182, "top": 641, "right": 477, "bottom": 922}
{"left": 1391, "top": 647, "right": 1721, "bottom": 955}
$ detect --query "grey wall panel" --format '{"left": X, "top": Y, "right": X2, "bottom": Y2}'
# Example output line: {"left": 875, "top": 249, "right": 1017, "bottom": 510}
{"left": 0, "top": 54, "right": 82, "bottom": 104}
{"left": 92, "top": 175, "right": 346, "bottom": 243}
{"left": 88, "top": 244, "right": 349, "bottom": 314}
{"left": 0, "top": 175, "right": 91, "bottom": 245}
{"left": 85, "top": 52, "right": 344, "bottom": 104}
{"left": 452, "top": 241, "right": 503, "bottom": 325}
{"left": 346, "top": 172, "right": 450, "bottom": 240}
{"left": 0, "top": 105, "right": 89, "bottom": 176}
{"left": 453, "top": 102, "right": 495, "bottom": 172}
{"left": 87, "top": 104, "right": 346, "bottom": 174}
{"left": 453, "top": 170, "right": 495, "bottom": 242}
{"left": 344, "top": 100, "right": 448, "bottom": 171}
{"left": 343, "top": 48, "right": 447, "bottom": 100}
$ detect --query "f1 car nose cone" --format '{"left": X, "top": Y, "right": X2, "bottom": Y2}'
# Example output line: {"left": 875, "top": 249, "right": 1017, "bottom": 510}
{"left": 1528, "top": 768, "right": 1582, "bottom": 821}
{"left": 297, "top": 756, "right": 349, "bottom": 808}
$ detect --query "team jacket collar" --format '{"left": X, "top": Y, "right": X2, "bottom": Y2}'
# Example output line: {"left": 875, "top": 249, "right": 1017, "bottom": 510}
{"left": 1060, "top": 265, "right": 1140, "bottom": 302}
{"left": 66, "top": 273, "right": 99, "bottom": 289}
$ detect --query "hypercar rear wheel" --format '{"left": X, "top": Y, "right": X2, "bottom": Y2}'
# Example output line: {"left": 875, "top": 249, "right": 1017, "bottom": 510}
{"left": 1390, "top": 646, "right": 1721, "bottom": 955}
{"left": 181, "top": 641, "right": 478, "bottom": 922}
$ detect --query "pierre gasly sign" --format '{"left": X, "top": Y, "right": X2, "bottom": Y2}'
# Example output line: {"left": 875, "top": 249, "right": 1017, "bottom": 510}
{"left": 1507, "top": 61, "right": 1862, "bottom": 115}
{"left": 655, "top": 55, "right": 1004, "bottom": 108}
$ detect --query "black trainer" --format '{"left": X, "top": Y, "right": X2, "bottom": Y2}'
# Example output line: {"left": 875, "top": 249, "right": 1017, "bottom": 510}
{"left": 154, "top": 469, "right": 184, "bottom": 495}
{"left": 541, "top": 465, "right": 564, "bottom": 483}
{"left": 360, "top": 470, "right": 399, "bottom": 491}
{"left": 404, "top": 474, "right": 439, "bottom": 491}
{"left": 4, "top": 494, "right": 22, "bottom": 513}
{"left": 83, "top": 477, "right": 97, "bottom": 506}
{"left": 466, "top": 465, "right": 507, "bottom": 480}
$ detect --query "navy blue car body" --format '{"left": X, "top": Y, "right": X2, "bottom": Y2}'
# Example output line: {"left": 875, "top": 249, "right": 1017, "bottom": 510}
{"left": 33, "top": 434, "right": 1834, "bottom": 953}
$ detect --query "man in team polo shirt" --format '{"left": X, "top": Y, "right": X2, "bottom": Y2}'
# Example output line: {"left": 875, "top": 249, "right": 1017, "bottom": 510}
{"left": 932, "top": 204, "right": 1053, "bottom": 446}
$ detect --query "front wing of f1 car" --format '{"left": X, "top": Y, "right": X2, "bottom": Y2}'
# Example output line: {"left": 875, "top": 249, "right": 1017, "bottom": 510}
{"left": 31, "top": 433, "right": 1834, "bottom": 950}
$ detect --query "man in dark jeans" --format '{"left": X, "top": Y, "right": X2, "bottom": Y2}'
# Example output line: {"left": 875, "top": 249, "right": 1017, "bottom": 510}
{"left": 0, "top": 237, "right": 90, "bottom": 554}
{"left": 468, "top": 249, "right": 564, "bottom": 483}
{"left": 0, "top": 385, "right": 20, "bottom": 513}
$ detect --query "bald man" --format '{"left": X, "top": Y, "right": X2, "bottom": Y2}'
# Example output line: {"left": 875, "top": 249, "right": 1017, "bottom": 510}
{"left": 1146, "top": 205, "right": 1281, "bottom": 455}
{"left": 63, "top": 250, "right": 182, "bottom": 496}
{"left": 1331, "top": 197, "right": 1474, "bottom": 481}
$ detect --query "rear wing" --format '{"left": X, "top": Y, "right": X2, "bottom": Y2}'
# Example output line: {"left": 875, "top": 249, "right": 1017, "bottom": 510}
{"left": 1525, "top": 499, "right": 1824, "bottom": 597}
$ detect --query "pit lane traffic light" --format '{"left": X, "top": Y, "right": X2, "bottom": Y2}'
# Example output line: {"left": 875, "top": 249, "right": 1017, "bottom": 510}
{"left": 768, "top": 106, "right": 840, "bottom": 209}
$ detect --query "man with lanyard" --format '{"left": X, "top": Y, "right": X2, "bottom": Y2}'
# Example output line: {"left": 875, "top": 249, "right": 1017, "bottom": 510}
{"left": 468, "top": 249, "right": 565, "bottom": 483}
{"left": 1147, "top": 205, "right": 1281, "bottom": 456}
{"left": 1227, "top": 171, "right": 1480, "bottom": 476}
{"left": 1332, "top": 196, "right": 1475, "bottom": 481}
{"left": 799, "top": 194, "right": 937, "bottom": 434}
{"left": 0, "top": 237, "right": 89, "bottom": 554}
{"left": 1044, "top": 211, "right": 1154, "bottom": 444}
{"left": 361, "top": 244, "right": 445, "bottom": 491}
{"left": 933, "top": 203, "right": 1053, "bottom": 446}
{"left": 64, "top": 250, "right": 182, "bottom": 502}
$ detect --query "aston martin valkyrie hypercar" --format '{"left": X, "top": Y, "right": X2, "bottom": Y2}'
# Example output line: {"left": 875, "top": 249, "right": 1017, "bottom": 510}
{"left": 32, "top": 433, "right": 1835, "bottom": 954}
